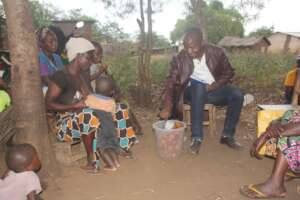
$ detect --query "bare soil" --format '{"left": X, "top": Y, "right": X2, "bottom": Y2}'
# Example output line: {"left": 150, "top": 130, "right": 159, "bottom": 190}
{"left": 40, "top": 104, "right": 300, "bottom": 200}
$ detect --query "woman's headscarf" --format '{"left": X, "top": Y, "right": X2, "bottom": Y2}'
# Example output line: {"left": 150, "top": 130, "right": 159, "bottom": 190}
{"left": 65, "top": 37, "right": 95, "bottom": 62}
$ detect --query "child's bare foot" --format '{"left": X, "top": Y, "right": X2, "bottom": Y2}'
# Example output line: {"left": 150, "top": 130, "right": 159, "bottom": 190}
{"left": 80, "top": 163, "right": 96, "bottom": 171}
{"left": 115, "top": 161, "right": 120, "bottom": 168}
{"left": 86, "top": 168, "right": 102, "bottom": 174}
{"left": 120, "top": 149, "right": 133, "bottom": 159}
{"left": 103, "top": 165, "right": 117, "bottom": 171}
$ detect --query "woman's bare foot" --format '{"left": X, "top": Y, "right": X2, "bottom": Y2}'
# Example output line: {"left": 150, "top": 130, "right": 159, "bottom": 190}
{"left": 240, "top": 180, "right": 286, "bottom": 199}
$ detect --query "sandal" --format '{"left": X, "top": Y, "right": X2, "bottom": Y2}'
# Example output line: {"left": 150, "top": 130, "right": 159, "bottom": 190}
{"left": 285, "top": 170, "right": 300, "bottom": 181}
{"left": 240, "top": 184, "right": 286, "bottom": 199}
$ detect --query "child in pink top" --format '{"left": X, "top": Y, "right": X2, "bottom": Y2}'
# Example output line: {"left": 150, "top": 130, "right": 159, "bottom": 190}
{"left": 0, "top": 144, "right": 42, "bottom": 200}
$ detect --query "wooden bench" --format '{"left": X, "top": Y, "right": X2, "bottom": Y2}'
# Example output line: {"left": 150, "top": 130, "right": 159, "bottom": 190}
{"left": 47, "top": 113, "right": 87, "bottom": 165}
{"left": 183, "top": 104, "right": 217, "bottom": 137}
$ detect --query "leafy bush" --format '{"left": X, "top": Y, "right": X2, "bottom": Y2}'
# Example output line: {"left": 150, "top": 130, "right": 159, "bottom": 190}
{"left": 105, "top": 55, "right": 137, "bottom": 95}
{"left": 229, "top": 52, "right": 295, "bottom": 99}
{"left": 150, "top": 56, "right": 171, "bottom": 85}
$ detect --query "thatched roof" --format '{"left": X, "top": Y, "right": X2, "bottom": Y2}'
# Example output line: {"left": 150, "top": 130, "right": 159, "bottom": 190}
{"left": 218, "top": 36, "right": 271, "bottom": 47}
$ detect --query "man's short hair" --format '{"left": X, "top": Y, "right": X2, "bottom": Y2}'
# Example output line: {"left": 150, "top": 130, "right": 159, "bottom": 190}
{"left": 5, "top": 143, "right": 36, "bottom": 173}
{"left": 184, "top": 27, "right": 203, "bottom": 38}
{"left": 95, "top": 76, "right": 115, "bottom": 97}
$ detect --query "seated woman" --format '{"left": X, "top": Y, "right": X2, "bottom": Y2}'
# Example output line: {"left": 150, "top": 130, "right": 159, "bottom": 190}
{"left": 36, "top": 27, "right": 64, "bottom": 86}
{"left": 45, "top": 37, "right": 99, "bottom": 171}
{"left": 240, "top": 110, "right": 300, "bottom": 199}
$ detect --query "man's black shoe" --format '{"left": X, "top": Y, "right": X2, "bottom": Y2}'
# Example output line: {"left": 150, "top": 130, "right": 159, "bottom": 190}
{"left": 220, "top": 136, "right": 243, "bottom": 150}
{"left": 190, "top": 138, "right": 202, "bottom": 154}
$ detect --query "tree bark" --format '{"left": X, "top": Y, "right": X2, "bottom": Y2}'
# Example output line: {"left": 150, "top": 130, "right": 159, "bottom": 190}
{"left": 144, "top": 0, "right": 152, "bottom": 98}
{"left": 190, "top": 0, "right": 207, "bottom": 41}
{"left": 135, "top": 0, "right": 152, "bottom": 107}
{"left": 2, "top": 0, "right": 60, "bottom": 178}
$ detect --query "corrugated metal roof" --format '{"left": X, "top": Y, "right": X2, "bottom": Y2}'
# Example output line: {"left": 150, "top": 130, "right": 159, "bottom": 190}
{"left": 275, "top": 32, "right": 300, "bottom": 38}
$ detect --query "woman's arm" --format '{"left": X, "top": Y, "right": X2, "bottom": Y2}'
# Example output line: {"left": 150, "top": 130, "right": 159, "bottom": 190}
{"left": 45, "top": 81, "right": 85, "bottom": 112}
{"left": 280, "top": 122, "right": 300, "bottom": 137}
{"left": 90, "top": 64, "right": 108, "bottom": 81}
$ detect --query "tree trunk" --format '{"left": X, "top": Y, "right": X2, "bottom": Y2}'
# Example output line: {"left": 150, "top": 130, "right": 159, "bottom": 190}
{"left": 190, "top": 0, "right": 207, "bottom": 41}
{"left": 135, "top": 0, "right": 152, "bottom": 107}
{"left": 143, "top": 0, "right": 152, "bottom": 105}
{"left": 2, "top": 0, "right": 60, "bottom": 178}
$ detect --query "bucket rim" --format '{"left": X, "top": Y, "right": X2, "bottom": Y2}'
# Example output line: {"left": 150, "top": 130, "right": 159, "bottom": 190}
{"left": 152, "top": 120, "right": 186, "bottom": 133}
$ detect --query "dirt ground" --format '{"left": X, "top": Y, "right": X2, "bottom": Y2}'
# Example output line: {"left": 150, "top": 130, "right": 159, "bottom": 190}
{"left": 38, "top": 104, "right": 299, "bottom": 200}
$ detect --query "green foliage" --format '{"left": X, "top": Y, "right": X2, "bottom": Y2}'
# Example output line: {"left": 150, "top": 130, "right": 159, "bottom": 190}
{"left": 150, "top": 56, "right": 171, "bottom": 85}
{"left": 98, "top": 22, "right": 130, "bottom": 42}
{"left": 104, "top": 54, "right": 171, "bottom": 94}
{"left": 29, "top": 0, "right": 63, "bottom": 28}
{"left": 29, "top": 3, "right": 129, "bottom": 43}
{"left": 231, "top": 0, "right": 265, "bottom": 22}
{"left": 105, "top": 55, "right": 137, "bottom": 94}
{"left": 229, "top": 52, "right": 295, "bottom": 97}
{"left": 171, "top": 0, "right": 244, "bottom": 44}
{"left": 170, "top": 15, "right": 197, "bottom": 43}
{"left": 0, "top": 3, "right": 5, "bottom": 40}
{"left": 150, "top": 32, "right": 171, "bottom": 48}
{"left": 249, "top": 26, "right": 274, "bottom": 37}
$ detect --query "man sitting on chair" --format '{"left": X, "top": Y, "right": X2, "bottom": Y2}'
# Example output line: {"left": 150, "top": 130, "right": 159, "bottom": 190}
{"left": 159, "top": 27, "right": 244, "bottom": 154}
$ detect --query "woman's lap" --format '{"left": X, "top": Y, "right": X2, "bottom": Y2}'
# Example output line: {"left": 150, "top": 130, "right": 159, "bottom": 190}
{"left": 278, "top": 136, "right": 300, "bottom": 172}
{"left": 277, "top": 110, "right": 300, "bottom": 172}
{"left": 56, "top": 108, "right": 100, "bottom": 143}
{"left": 54, "top": 104, "right": 137, "bottom": 151}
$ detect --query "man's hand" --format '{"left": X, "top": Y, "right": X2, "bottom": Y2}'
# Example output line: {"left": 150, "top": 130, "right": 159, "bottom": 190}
{"left": 205, "top": 84, "right": 214, "bottom": 92}
{"left": 159, "top": 107, "right": 172, "bottom": 120}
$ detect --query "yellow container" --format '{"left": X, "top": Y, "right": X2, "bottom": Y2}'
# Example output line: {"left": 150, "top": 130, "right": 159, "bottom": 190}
{"left": 257, "top": 104, "right": 294, "bottom": 156}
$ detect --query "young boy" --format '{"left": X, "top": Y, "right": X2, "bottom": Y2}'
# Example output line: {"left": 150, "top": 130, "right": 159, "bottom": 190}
{"left": 94, "top": 76, "right": 120, "bottom": 171}
{"left": 0, "top": 143, "right": 42, "bottom": 200}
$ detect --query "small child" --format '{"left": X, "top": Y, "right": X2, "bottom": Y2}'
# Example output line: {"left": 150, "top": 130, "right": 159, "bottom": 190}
{"left": 94, "top": 76, "right": 120, "bottom": 171}
{"left": 0, "top": 143, "right": 42, "bottom": 200}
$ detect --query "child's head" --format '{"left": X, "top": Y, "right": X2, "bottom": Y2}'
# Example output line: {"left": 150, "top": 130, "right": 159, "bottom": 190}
{"left": 95, "top": 76, "right": 115, "bottom": 97}
{"left": 5, "top": 144, "right": 41, "bottom": 173}
{"left": 91, "top": 41, "right": 103, "bottom": 64}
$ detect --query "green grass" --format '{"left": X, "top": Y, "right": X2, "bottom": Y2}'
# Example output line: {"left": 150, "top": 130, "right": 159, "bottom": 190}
{"left": 229, "top": 52, "right": 295, "bottom": 97}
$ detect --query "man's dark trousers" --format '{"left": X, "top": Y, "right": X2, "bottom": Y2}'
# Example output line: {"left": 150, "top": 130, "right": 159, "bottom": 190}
{"left": 184, "top": 81, "right": 244, "bottom": 140}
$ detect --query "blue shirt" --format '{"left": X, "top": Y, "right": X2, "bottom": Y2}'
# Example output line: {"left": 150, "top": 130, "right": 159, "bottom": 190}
{"left": 39, "top": 50, "right": 64, "bottom": 77}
